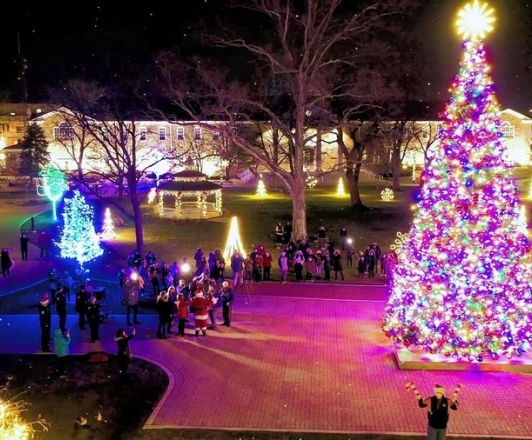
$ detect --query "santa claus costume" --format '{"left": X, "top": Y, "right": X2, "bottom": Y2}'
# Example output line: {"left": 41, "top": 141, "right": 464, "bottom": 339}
{"left": 189, "top": 288, "right": 211, "bottom": 336}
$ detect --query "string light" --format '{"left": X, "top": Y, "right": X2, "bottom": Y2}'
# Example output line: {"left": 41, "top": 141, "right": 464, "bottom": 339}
{"left": 383, "top": 8, "right": 532, "bottom": 362}
{"left": 337, "top": 178, "right": 346, "bottom": 196}
{"left": 57, "top": 190, "right": 103, "bottom": 267}
{"left": 223, "top": 216, "right": 247, "bottom": 261}
{"left": 100, "top": 207, "right": 116, "bottom": 240}
{"left": 256, "top": 179, "right": 267, "bottom": 197}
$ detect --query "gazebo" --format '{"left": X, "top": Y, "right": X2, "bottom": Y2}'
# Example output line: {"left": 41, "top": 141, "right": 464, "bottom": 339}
{"left": 155, "top": 170, "right": 223, "bottom": 219}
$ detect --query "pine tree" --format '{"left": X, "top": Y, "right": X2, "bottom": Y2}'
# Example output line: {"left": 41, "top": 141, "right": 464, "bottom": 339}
{"left": 58, "top": 190, "right": 103, "bottom": 267}
{"left": 19, "top": 123, "right": 50, "bottom": 183}
{"left": 383, "top": 6, "right": 532, "bottom": 362}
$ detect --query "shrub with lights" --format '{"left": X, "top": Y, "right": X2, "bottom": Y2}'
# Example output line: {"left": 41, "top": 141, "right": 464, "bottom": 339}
{"left": 57, "top": 190, "right": 103, "bottom": 267}
{"left": 0, "top": 394, "right": 49, "bottom": 439}
{"left": 383, "top": 1, "right": 532, "bottom": 362}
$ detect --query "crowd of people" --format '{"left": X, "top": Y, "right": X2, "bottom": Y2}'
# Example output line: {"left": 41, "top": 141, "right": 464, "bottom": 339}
{"left": 34, "top": 228, "right": 398, "bottom": 380}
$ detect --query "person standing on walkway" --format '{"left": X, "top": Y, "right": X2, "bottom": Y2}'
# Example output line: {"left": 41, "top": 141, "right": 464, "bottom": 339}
{"left": 176, "top": 292, "right": 189, "bottom": 337}
{"left": 75, "top": 283, "right": 90, "bottom": 330}
{"left": 220, "top": 281, "right": 235, "bottom": 327}
{"left": 115, "top": 327, "right": 136, "bottom": 380}
{"left": 411, "top": 383, "right": 461, "bottom": 440}
{"left": 205, "top": 285, "right": 219, "bottom": 330}
{"left": 230, "top": 251, "right": 244, "bottom": 288}
{"left": 20, "top": 233, "right": 30, "bottom": 261}
{"left": 278, "top": 251, "right": 289, "bottom": 284}
{"left": 38, "top": 231, "right": 51, "bottom": 260}
{"left": 156, "top": 290, "right": 172, "bottom": 339}
{"left": 86, "top": 294, "right": 102, "bottom": 342}
{"left": 123, "top": 271, "right": 142, "bottom": 326}
{"left": 53, "top": 328, "right": 71, "bottom": 376}
{"left": 189, "top": 286, "right": 210, "bottom": 336}
{"left": 38, "top": 293, "right": 52, "bottom": 352}
{"left": 54, "top": 286, "right": 68, "bottom": 332}
{"left": 332, "top": 249, "right": 345, "bottom": 280}
{"left": 1, "top": 247, "right": 12, "bottom": 277}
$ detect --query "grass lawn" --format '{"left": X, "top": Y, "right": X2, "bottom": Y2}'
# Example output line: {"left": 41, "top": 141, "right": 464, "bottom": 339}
{"left": 24, "top": 175, "right": 419, "bottom": 276}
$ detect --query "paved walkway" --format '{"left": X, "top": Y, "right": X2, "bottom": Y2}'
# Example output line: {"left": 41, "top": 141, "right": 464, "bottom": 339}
{"left": 2, "top": 204, "right": 532, "bottom": 438}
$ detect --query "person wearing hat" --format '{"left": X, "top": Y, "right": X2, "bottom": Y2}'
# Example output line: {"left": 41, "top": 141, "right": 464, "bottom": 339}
{"left": 189, "top": 286, "right": 210, "bottom": 336}
{"left": 38, "top": 293, "right": 52, "bottom": 352}
{"left": 220, "top": 281, "right": 235, "bottom": 326}
{"left": 417, "top": 384, "right": 460, "bottom": 440}
{"left": 53, "top": 327, "right": 71, "bottom": 376}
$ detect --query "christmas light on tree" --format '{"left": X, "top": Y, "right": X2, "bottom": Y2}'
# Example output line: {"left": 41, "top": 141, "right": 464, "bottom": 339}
{"left": 223, "top": 216, "right": 247, "bottom": 261}
{"left": 147, "top": 187, "right": 157, "bottom": 204}
{"left": 383, "top": 1, "right": 532, "bottom": 362}
{"left": 58, "top": 190, "right": 103, "bottom": 267}
{"left": 37, "top": 165, "right": 67, "bottom": 221}
{"left": 0, "top": 395, "right": 49, "bottom": 439}
{"left": 336, "top": 178, "right": 346, "bottom": 196}
{"left": 100, "top": 207, "right": 116, "bottom": 240}
{"left": 256, "top": 179, "right": 267, "bottom": 197}
{"left": 381, "top": 188, "right": 395, "bottom": 201}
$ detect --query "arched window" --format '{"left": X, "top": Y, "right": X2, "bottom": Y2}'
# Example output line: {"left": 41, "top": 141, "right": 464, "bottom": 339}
{"left": 53, "top": 122, "right": 75, "bottom": 140}
{"left": 501, "top": 122, "right": 515, "bottom": 138}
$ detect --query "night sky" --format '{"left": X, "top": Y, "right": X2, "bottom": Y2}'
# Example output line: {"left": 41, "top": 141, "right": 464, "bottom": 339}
{"left": 1, "top": 1, "right": 531, "bottom": 113}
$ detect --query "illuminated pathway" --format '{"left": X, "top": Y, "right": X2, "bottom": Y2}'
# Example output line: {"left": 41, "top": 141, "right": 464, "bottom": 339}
{"left": 2, "top": 282, "right": 532, "bottom": 438}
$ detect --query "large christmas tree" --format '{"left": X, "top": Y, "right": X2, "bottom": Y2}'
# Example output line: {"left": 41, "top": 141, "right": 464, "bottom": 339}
{"left": 383, "top": 1, "right": 532, "bottom": 362}
{"left": 58, "top": 190, "right": 103, "bottom": 267}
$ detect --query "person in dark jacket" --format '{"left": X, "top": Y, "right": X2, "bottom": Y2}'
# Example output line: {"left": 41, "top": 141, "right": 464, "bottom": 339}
{"left": 20, "top": 233, "right": 30, "bottom": 260}
{"left": 86, "top": 295, "right": 102, "bottom": 342}
{"left": 75, "top": 283, "right": 90, "bottom": 330}
{"left": 115, "top": 327, "right": 136, "bottom": 379}
{"left": 1, "top": 247, "right": 12, "bottom": 277}
{"left": 54, "top": 286, "right": 68, "bottom": 332}
{"left": 416, "top": 384, "right": 460, "bottom": 440}
{"left": 38, "top": 293, "right": 52, "bottom": 352}
{"left": 156, "top": 291, "right": 172, "bottom": 339}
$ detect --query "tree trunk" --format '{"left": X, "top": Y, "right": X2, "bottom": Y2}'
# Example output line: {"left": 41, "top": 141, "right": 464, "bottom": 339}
{"left": 129, "top": 190, "right": 145, "bottom": 256}
{"left": 391, "top": 143, "right": 402, "bottom": 191}
{"left": 289, "top": 177, "right": 308, "bottom": 240}
{"left": 346, "top": 162, "right": 364, "bottom": 209}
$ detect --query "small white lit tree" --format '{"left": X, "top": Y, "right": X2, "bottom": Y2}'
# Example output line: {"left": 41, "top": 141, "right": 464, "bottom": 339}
{"left": 256, "top": 179, "right": 267, "bottom": 197}
{"left": 336, "top": 178, "right": 346, "bottom": 196}
{"left": 100, "top": 207, "right": 117, "bottom": 240}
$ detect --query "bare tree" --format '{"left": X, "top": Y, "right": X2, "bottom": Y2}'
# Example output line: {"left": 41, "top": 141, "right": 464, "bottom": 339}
{"left": 48, "top": 79, "right": 184, "bottom": 254}
{"left": 156, "top": 0, "right": 418, "bottom": 240}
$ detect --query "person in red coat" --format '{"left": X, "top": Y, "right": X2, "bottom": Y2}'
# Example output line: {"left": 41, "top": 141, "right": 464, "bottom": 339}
{"left": 189, "top": 287, "right": 211, "bottom": 336}
{"left": 175, "top": 292, "right": 190, "bottom": 337}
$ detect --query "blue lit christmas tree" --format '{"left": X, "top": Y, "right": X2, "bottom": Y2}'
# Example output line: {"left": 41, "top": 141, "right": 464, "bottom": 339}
{"left": 383, "top": 1, "right": 532, "bottom": 362}
{"left": 58, "top": 190, "right": 103, "bottom": 267}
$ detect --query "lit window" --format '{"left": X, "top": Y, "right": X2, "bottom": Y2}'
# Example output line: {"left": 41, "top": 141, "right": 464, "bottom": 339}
{"left": 139, "top": 127, "right": 147, "bottom": 140}
{"left": 54, "top": 122, "right": 75, "bottom": 140}
{"left": 213, "top": 129, "right": 220, "bottom": 139}
{"left": 194, "top": 126, "right": 202, "bottom": 140}
{"left": 159, "top": 127, "right": 166, "bottom": 141}
{"left": 501, "top": 122, "right": 514, "bottom": 138}
{"left": 177, "top": 126, "right": 184, "bottom": 140}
